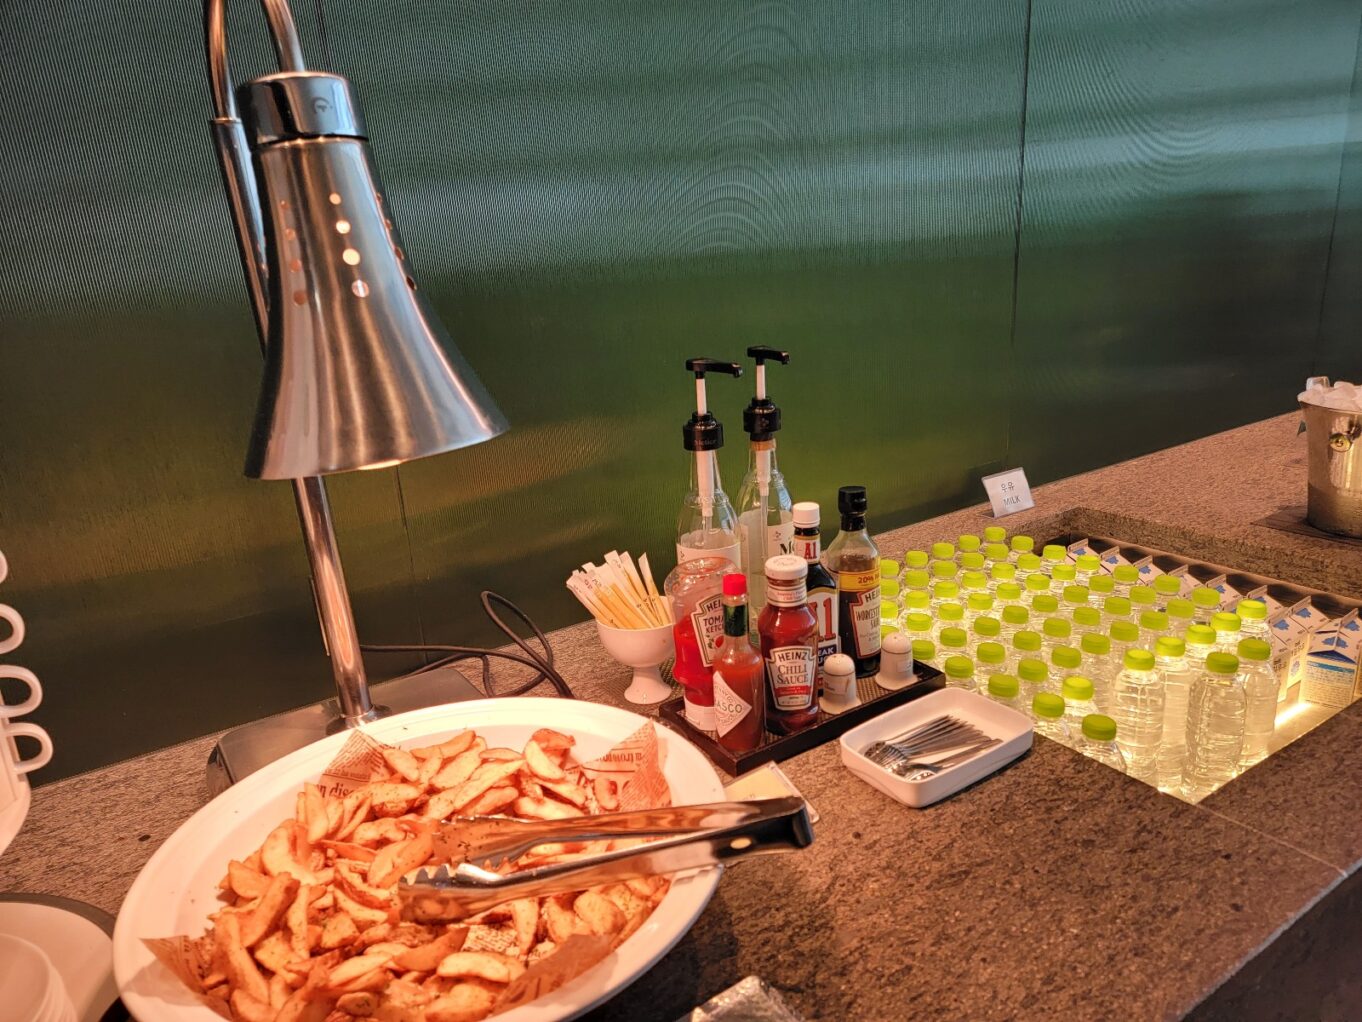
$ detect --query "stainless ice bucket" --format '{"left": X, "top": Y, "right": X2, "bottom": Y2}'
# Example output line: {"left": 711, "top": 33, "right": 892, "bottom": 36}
{"left": 1299, "top": 399, "right": 1362, "bottom": 538}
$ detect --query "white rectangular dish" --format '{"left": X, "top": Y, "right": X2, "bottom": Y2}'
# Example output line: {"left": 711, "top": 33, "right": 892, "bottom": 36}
{"left": 839, "top": 688, "right": 1033, "bottom": 808}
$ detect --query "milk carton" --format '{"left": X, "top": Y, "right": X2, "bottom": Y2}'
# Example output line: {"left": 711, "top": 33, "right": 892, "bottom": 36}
{"left": 1245, "top": 585, "right": 1287, "bottom": 618}
{"left": 1301, "top": 611, "right": 1360, "bottom": 708}
{"left": 1099, "top": 547, "right": 1131, "bottom": 572}
{"left": 1135, "top": 558, "right": 1165, "bottom": 583}
{"left": 1268, "top": 610, "right": 1309, "bottom": 701}
{"left": 1067, "top": 538, "right": 1095, "bottom": 561}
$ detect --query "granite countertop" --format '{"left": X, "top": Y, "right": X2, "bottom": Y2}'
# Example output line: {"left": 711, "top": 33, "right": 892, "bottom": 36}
{"left": 6, "top": 412, "right": 1361, "bottom": 1021}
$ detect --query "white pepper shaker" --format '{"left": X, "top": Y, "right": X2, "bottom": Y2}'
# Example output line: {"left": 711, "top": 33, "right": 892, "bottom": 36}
{"left": 876, "top": 631, "right": 915, "bottom": 691}
{"left": 820, "top": 653, "right": 860, "bottom": 714}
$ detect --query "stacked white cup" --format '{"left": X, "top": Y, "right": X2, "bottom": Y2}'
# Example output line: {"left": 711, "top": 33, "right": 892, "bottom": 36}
{"left": 0, "top": 934, "right": 77, "bottom": 1022}
{"left": 0, "top": 548, "right": 54, "bottom": 853}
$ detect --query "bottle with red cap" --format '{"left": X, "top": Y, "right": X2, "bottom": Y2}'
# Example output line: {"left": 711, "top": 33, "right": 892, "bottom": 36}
{"left": 758, "top": 554, "right": 820, "bottom": 735}
{"left": 713, "top": 573, "right": 767, "bottom": 753}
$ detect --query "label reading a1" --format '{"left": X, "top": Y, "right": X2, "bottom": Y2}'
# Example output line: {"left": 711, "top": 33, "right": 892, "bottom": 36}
{"left": 981, "top": 467, "right": 1035, "bottom": 518}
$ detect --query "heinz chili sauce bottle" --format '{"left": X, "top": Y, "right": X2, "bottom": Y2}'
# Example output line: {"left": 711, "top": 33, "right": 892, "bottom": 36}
{"left": 758, "top": 554, "right": 820, "bottom": 734}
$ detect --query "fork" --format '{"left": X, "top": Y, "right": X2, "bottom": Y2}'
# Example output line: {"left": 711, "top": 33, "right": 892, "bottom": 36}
{"left": 890, "top": 738, "right": 1001, "bottom": 779}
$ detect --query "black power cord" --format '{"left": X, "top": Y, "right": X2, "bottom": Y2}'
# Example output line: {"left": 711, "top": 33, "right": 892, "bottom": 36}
{"left": 360, "top": 591, "right": 577, "bottom": 700}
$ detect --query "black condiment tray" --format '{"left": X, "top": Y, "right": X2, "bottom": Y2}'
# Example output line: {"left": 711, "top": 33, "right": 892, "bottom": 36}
{"left": 658, "top": 665, "right": 945, "bottom": 775}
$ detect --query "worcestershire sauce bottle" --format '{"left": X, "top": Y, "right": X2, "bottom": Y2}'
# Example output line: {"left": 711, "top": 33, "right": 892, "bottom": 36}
{"left": 824, "top": 486, "right": 881, "bottom": 678}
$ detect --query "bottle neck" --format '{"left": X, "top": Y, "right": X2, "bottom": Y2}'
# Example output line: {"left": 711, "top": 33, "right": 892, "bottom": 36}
{"left": 688, "top": 450, "right": 724, "bottom": 499}
{"left": 840, "top": 513, "right": 866, "bottom": 534}
{"left": 793, "top": 525, "right": 821, "bottom": 562}
{"left": 746, "top": 439, "right": 778, "bottom": 495}
{"left": 766, "top": 575, "right": 807, "bottom": 608}
{"left": 722, "top": 596, "right": 748, "bottom": 637}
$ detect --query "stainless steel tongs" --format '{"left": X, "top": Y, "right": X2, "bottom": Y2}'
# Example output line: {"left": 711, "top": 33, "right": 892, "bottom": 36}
{"left": 398, "top": 796, "right": 813, "bottom": 923}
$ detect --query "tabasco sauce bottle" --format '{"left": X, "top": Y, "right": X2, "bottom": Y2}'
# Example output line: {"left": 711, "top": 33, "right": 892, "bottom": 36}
{"left": 757, "top": 554, "right": 820, "bottom": 734}
{"left": 792, "top": 501, "right": 839, "bottom": 696}
{"left": 713, "top": 573, "right": 766, "bottom": 753}
{"left": 824, "top": 485, "right": 881, "bottom": 678}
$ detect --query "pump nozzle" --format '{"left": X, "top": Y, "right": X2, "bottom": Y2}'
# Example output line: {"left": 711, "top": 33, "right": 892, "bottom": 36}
{"left": 745, "top": 346, "right": 790, "bottom": 401}
{"left": 682, "top": 358, "right": 742, "bottom": 526}
{"left": 742, "top": 347, "right": 788, "bottom": 441}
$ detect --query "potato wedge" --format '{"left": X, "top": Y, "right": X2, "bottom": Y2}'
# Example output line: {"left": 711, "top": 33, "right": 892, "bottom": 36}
{"left": 523, "top": 739, "right": 565, "bottom": 782}
{"left": 240, "top": 873, "right": 300, "bottom": 947}
{"left": 435, "top": 951, "right": 525, "bottom": 984}
{"left": 430, "top": 749, "right": 482, "bottom": 792}
{"left": 368, "top": 832, "right": 434, "bottom": 889}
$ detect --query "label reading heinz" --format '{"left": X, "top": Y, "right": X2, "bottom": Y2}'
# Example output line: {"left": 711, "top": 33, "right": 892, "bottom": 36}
{"left": 689, "top": 594, "right": 725, "bottom": 667}
{"left": 712, "top": 671, "right": 753, "bottom": 738}
{"left": 839, "top": 568, "right": 881, "bottom": 658}
{"left": 766, "top": 644, "right": 815, "bottom": 709}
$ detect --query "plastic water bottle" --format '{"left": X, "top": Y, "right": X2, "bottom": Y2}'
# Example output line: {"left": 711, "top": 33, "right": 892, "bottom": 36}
{"left": 942, "top": 654, "right": 975, "bottom": 692}
{"left": 1017, "top": 657, "right": 1049, "bottom": 699}
{"left": 931, "top": 559, "right": 958, "bottom": 585}
{"left": 1190, "top": 586, "right": 1222, "bottom": 625}
{"left": 960, "top": 570, "right": 990, "bottom": 603}
{"left": 880, "top": 599, "right": 901, "bottom": 629}
{"left": 1165, "top": 597, "right": 1195, "bottom": 637}
{"left": 1041, "top": 616, "right": 1073, "bottom": 654}
{"left": 989, "top": 561, "right": 1017, "bottom": 595}
{"left": 1032, "top": 692, "right": 1073, "bottom": 745}
{"left": 1111, "top": 649, "right": 1164, "bottom": 784}
{"left": 1062, "top": 584, "right": 1091, "bottom": 611}
{"left": 1111, "top": 564, "right": 1140, "bottom": 598}
{"left": 1042, "top": 543, "right": 1069, "bottom": 570}
{"left": 937, "top": 626, "right": 969, "bottom": 660}
{"left": 1210, "top": 612, "right": 1242, "bottom": 652}
{"left": 1077, "top": 714, "right": 1126, "bottom": 773}
{"left": 902, "top": 589, "right": 931, "bottom": 619}
{"left": 902, "top": 550, "right": 929, "bottom": 575}
{"left": 986, "top": 672, "right": 1023, "bottom": 713}
{"left": 1102, "top": 596, "right": 1133, "bottom": 626}
{"left": 984, "top": 542, "right": 1010, "bottom": 569}
{"left": 1051, "top": 563, "right": 1077, "bottom": 590}
{"left": 1154, "top": 636, "right": 1194, "bottom": 795}
{"left": 970, "top": 615, "right": 1002, "bottom": 654}
{"left": 1050, "top": 645, "right": 1083, "bottom": 688}
{"left": 1108, "top": 620, "right": 1140, "bottom": 663}
{"left": 1181, "top": 652, "right": 1246, "bottom": 801}
{"left": 1089, "top": 573, "right": 1116, "bottom": 600}
{"left": 976, "top": 641, "right": 1007, "bottom": 678}
{"left": 1000, "top": 603, "right": 1030, "bottom": 642}
{"left": 1236, "top": 599, "right": 1270, "bottom": 642}
{"left": 959, "top": 547, "right": 984, "bottom": 572}
{"left": 1074, "top": 553, "right": 1101, "bottom": 583}
{"left": 1184, "top": 623, "right": 1217, "bottom": 672}
{"left": 1153, "top": 574, "right": 1182, "bottom": 610}
{"left": 931, "top": 541, "right": 956, "bottom": 564}
{"left": 1008, "top": 535, "right": 1034, "bottom": 564}
{"left": 1030, "top": 594, "right": 1060, "bottom": 621}
{"left": 995, "top": 581, "right": 1023, "bottom": 608}
{"left": 1237, "top": 638, "right": 1277, "bottom": 768}
{"left": 880, "top": 577, "right": 901, "bottom": 603}
{"left": 1009, "top": 630, "right": 1043, "bottom": 675}
{"left": 1023, "top": 572, "right": 1051, "bottom": 606}
{"left": 930, "top": 581, "right": 960, "bottom": 614}
{"left": 1139, "top": 610, "right": 1170, "bottom": 646}
{"left": 934, "top": 601, "right": 965, "bottom": 640}
{"left": 912, "top": 638, "right": 937, "bottom": 670}
{"left": 965, "top": 592, "right": 996, "bottom": 629}
{"left": 1079, "top": 633, "right": 1116, "bottom": 711}
{"left": 1072, "top": 605, "right": 1103, "bottom": 641}
{"left": 983, "top": 525, "right": 1007, "bottom": 547}
{"left": 1016, "top": 552, "right": 1044, "bottom": 588}
{"left": 901, "top": 612, "right": 933, "bottom": 644}
{"left": 1060, "top": 675, "right": 1098, "bottom": 732}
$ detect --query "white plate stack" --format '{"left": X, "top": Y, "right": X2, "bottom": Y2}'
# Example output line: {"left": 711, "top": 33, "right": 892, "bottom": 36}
{"left": 0, "top": 934, "right": 78, "bottom": 1022}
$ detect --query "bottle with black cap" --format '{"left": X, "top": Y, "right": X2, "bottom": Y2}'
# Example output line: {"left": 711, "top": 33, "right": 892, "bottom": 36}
{"left": 823, "top": 485, "right": 881, "bottom": 677}
{"left": 677, "top": 358, "right": 743, "bottom": 570}
{"left": 735, "top": 346, "right": 794, "bottom": 620}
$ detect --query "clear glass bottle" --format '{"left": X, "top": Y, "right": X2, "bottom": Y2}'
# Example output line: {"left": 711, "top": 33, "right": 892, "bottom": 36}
{"left": 1111, "top": 649, "right": 1164, "bottom": 784}
{"left": 665, "top": 555, "right": 732, "bottom": 735}
{"left": 823, "top": 487, "right": 881, "bottom": 679}
{"left": 1033, "top": 692, "right": 1073, "bottom": 744}
{"left": 1139, "top": 610, "right": 1170, "bottom": 646}
{"left": 736, "top": 444, "right": 793, "bottom": 617}
{"left": 912, "top": 637, "right": 937, "bottom": 670}
{"left": 1050, "top": 645, "right": 1083, "bottom": 690}
{"left": 1080, "top": 632, "right": 1116, "bottom": 711}
{"left": 712, "top": 573, "right": 767, "bottom": 754}
{"left": 1237, "top": 638, "right": 1277, "bottom": 768}
{"left": 1008, "top": 535, "right": 1035, "bottom": 564}
{"left": 1072, "top": 606, "right": 1103, "bottom": 642}
{"left": 1210, "top": 611, "right": 1242, "bottom": 652}
{"left": 1077, "top": 714, "right": 1127, "bottom": 773}
{"left": 971, "top": 615, "right": 1002, "bottom": 655}
{"left": 942, "top": 654, "right": 975, "bottom": 692}
{"left": 1181, "top": 652, "right": 1246, "bottom": 801}
{"left": 1236, "top": 599, "right": 1271, "bottom": 642}
{"left": 1154, "top": 636, "right": 1194, "bottom": 795}
{"left": 1165, "top": 597, "right": 1195, "bottom": 637}
{"left": 1041, "top": 616, "right": 1073, "bottom": 655}
{"left": 1153, "top": 574, "right": 1182, "bottom": 610}
{"left": 1111, "top": 564, "right": 1140, "bottom": 599}
{"left": 1009, "top": 630, "right": 1043, "bottom": 675}
{"left": 1000, "top": 603, "right": 1030, "bottom": 642}
{"left": 1017, "top": 657, "right": 1049, "bottom": 699}
{"left": 1108, "top": 620, "right": 1140, "bottom": 663}
{"left": 676, "top": 360, "right": 743, "bottom": 570}
{"left": 987, "top": 672, "right": 1023, "bottom": 713}
{"left": 757, "top": 555, "right": 819, "bottom": 735}
{"left": 976, "top": 640, "right": 1007, "bottom": 678}
{"left": 995, "top": 581, "right": 1024, "bottom": 608}
{"left": 1190, "top": 586, "right": 1222, "bottom": 625}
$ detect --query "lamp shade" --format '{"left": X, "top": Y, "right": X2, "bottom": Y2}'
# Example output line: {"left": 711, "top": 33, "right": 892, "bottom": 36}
{"left": 241, "top": 72, "right": 507, "bottom": 479}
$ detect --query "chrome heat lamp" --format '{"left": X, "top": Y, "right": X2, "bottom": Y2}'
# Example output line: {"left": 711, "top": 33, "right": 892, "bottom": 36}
{"left": 203, "top": 0, "right": 508, "bottom": 791}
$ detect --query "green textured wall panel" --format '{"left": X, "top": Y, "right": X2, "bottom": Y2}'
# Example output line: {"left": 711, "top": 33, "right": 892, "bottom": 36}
{"left": 1320, "top": 17, "right": 1362, "bottom": 372}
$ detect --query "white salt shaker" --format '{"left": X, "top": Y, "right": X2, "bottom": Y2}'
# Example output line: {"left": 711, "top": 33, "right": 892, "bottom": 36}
{"left": 876, "top": 632, "right": 915, "bottom": 691}
{"left": 820, "top": 653, "right": 860, "bottom": 714}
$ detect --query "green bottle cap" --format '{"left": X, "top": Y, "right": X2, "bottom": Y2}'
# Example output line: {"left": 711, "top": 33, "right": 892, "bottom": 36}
{"left": 984, "top": 526, "right": 1007, "bottom": 544}
{"left": 1072, "top": 606, "right": 1101, "bottom": 628}
{"left": 1238, "top": 638, "right": 1271, "bottom": 662}
{"left": 933, "top": 580, "right": 960, "bottom": 600}
{"left": 1043, "top": 618, "right": 1072, "bottom": 640}
{"left": 1129, "top": 585, "right": 1156, "bottom": 607}
{"left": 1025, "top": 574, "right": 1050, "bottom": 593}
{"left": 1033, "top": 692, "right": 1066, "bottom": 719}
{"left": 880, "top": 622, "right": 898, "bottom": 639}
{"left": 988, "top": 673, "right": 1020, "bottom": 698}
{"left": 1103, "top": 596, "right": 1132, "bottom": 617}
{"left": 904, "top": 568, "right": 930, "bottom": 589}
{"left": 939, "top": 627, "right": 968, "bottom": 649}
{"left": 903, "top": 612, "right": 932, "bottom": 633}
{"left": 1013, "top": 630, "right": 1042, "bottom": 652}
{"left": 1042, "top": 544, "right": 1067, "bottom": 563}
{"left": 973, "top": 615, "right": 1001, "bottom": 637}
{"left": 977, "top": 640, "right": 1006, "bottom": 664}
{"left": 1051, "top": 645, "right": 1081, "bottom": 669}
{"left": 931, "top": 560, "right": 958, "bottom": 579}
{"left": 958, "top": 535, "right": 982, "bottom": 553}
{"left": 1110, "top": 620, "right": 1139, "bottom": 643}
{"left": 990, "top": 563, "right": 1017, "bottom": 583}
{"left": 1061, "top": 675, "right": 1094, "bottom": 702}
{"left": 1113, "top": 564, "right": 1139, "bottom": 584}
{"left": 1017, "top": 553, "right": 1043, "bottom": 572}
{"left": 944, "top": 655, "right": 974, "bottom": 679}
{"left": 912, "top": 639, "right": 936, "bottom": 662}
{"left": 961, "top": 552, "right": 986, "bottom": 572}
{"left": 1010, "top": 536, "right": 1034, "bottom": 554}
{"left": 1018, "top": 658, "right": 1048, "bottom": 683}
{"left": 1089, "top": 574, "right": 1115, "bottom": 595}
{"left": 1002, "top": 605, "right": 1029, "bottom": 626}
{"left": 1211, "top": 611, "right": 1242, "bottom": 634}
{"left": 1063, "top": 584, "right": 1090, "bottom": 605}
{"left": 905, "top": 550, "right": 930, "bottom": 569}
{"left": 938, "top": 602, "right": 965, "bottom": 622}
{"left": 1139, "top": 610, "right": 1168, "bottom": 632}
{"left": 961, "top": 570, "right": 989, "bottom": 590}
{"left": 1165, "top": 597, "right": 1195, "bottom": 620}
{"left": 904, "top": 590, "right": 931, "bottom": 611}
{"left": 1156, "top": 636, "right": 1186, "bottom": 658}
{"left": 931, "top": 542, "right": 956, "bottom": 561}
{"left": 967, "top": 592, "right": 994, "bottom": 613}
{"left": 1123, "top": 648, "right": 1155, "bottom": 671}
{"left": 1206, "top": 652, "right": 1239, "bottom": 674}
{"left": 880, "top": 600, "right": 900, "bottom": 620}
{"left": 880, "top": 559, "right": 901, "bottom": 579}
{"left": 880, "top": 578, "right": 901, "bottom": 599}
{"left": 1052, "top": 564, "right": 1077, "bottom": 583}
{"left": 1154, "top": 575, "right": 1182, "bottom": 596}
{"left": 996, "top": 582, "right": 1023, "bottom": 602}
{"left": 1237, "top": 598, "right": 1268, "bottom": 621}
{"left": 1081, "top": 633, "right": 1111, "bottom": 656}
{"left": 1185, "top": 624, "right": 1217, "bottom": 648}
{"left": 1076, "top": 554, "right": 1102, "bottom": 573}
{"left": 1082, "top": 714, "right": 1117, "bottom": 742}
{"left": 1191, "top": 586, "right": 1221, "bottom": 609}
{"left": 985, "top": 543, "right": 1010, "bottom": 562}
{"left": 1032, "top": 594, "right": 1060, "bottom": 615}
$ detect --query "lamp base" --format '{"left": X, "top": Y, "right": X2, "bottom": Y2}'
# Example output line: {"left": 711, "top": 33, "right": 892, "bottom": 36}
{"left": 206, "top": 665, "right": 484, "bottom": 795}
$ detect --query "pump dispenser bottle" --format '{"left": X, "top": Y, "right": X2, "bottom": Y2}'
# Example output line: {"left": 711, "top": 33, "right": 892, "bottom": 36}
{"left": 677, "top": 359, "right": 743, "bottom": 570}
{"left": 736, "top": 347, "right": 794, "bottom": 615}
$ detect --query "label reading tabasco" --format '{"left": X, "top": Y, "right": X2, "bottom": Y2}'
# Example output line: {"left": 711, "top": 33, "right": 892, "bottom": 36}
{"left": 712, "top": 671, "right": 753, "bottom": 737}
{"left": 839, "top": 567, "right": 881, "bottom": 658}
{"left": 765, "top": 644, "right": 816, "bottom": 710}
{"left": 689, "top": 594, "right": 725, "bottom": 667}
